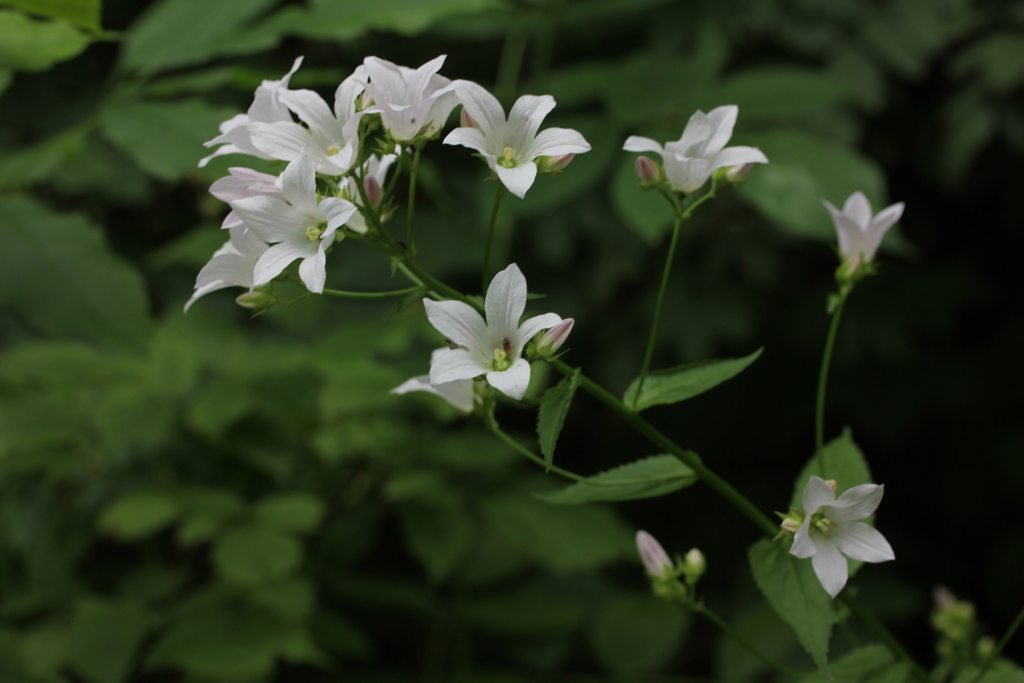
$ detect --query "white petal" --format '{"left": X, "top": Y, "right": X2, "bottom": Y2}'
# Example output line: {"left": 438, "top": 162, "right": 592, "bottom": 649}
{"left": 663, "top": 155, "right": 711, "bottom": 193}
{"left": 320, "top": 197, "right": 358, "bottom": 234}
{"left": 297, "top": 246, "right": 327, "bottom": 293}
{"left": 454, "top": 80, "right": 506, "bottom": 138}
{"left": 843, "top": 192, "right": 872, "bottom": 230}
{"left": 334, "top": 65, "right": 367, "bottom": 122}
{"left": 392, "top": 374, "right": 476, "bottom": 413}
{"left": 279, "top": 89, "right": 338, "bottom": 138}
{"left": 528, "top": 127, "right": 591, "bottom": 158}
{"left": 221, "top": 211, "right": 243, "bottom": 229}
{"left": 702, "top": 105, "right": 739, "bottom": 157}
{"left": 249, "top": 121, "right": 312, "bottom": 162}
{"left": 674, "top": 110, "right": 712, "bottom": 157}
{"left": 832, "top": 213, "right": 866, "bottom": 260}
{"left": 709, "top": 146, "right": 768, "bottom": 171}
{"left": 443, "top": 126, "right": 488, "bottom": 155}
{"left": 252, "top": 240, "right": 313, "bottom": 286}
{"left": 622, "top": 136, "right": 664, "bottom": 154}
{"left": 515, "top": 313, "right": 562, "bottom": 356}
{"left": 423, "top": 299, "right": 489, "bottom": 352}
{"left": 429, "top": 348, "right": 486, "bottom": 385}
{"left": 184, "top": 279, "right": 233, "bottom": 312}
{"left": 279, "top": 155, "right": 318, "bottom": 214}
{"left": 494, "top": 162, "right": 537, "bottom": 199}
{"left": 486, "top": 358, "right": 531, "bottom": 400}
{"left": 507, "top": 94, "right": 556, "bottom": 150}
{"left": 485, "top": 263, "right": 528, "bottom": 339}
{"left": 229, "top": 223, "right": 270, "bottom": 259}
{"left": 811, "top": 543, "right": 848, "bottom": 598}
{"left": 231, "top": 195, "right": 302, "bottom": 243}
{"left": 408, "top": 55, "right": 448, "bottom": 102}
{"left": 364, "top": 57, "right": 408, "bottom": 108}
{"left": 790, "top": 520, "right": 817, "bottom": 559}
{"left": 864, "top": 202, "right": 904, "bottom": 261}
{"left": 802, "top": 476, "right": 837, "bottom": 514}
{"left": 829, "top": 483, "right": 884, "bottom": 522}
{"left": 835, "top": 522, "right": 895, "bottom": 563}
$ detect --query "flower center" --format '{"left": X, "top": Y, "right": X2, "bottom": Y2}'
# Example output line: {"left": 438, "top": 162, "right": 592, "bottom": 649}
{"left": 491, "top": 337, "right": 514, "bottom": 371}
{"left": 497, "top": 146, "right": 518, "bottom": 168}
{"left": 305, "top": 224, "right": 325, "bottom": 241}
{"left": 808, "top": 510, "right": 833, "bottom": 537}
{"left": 327, "top": 144, "right": 342, "bottom": 156}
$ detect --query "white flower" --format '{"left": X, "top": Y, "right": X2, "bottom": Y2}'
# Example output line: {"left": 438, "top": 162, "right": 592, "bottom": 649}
{"left": 623, "top": 105, "right": 767, "bottom": 194}
{"left": 184, "top": 224, "right": 269, "bottom": 312}
{"left": 790, "top": 476, "right": 895, "bottom": 598}
{"left": 248, "top": 66, "right": 371, "bottom": 176}
{"left": 341, "top": 152, "right": 397, "bottom": 234}
{"left": 228, "top": 155, "right": 357, "bottom": 294}
{"left": 444, "top": 81, "right": 591, "bottom": 198}
{"left": 391, "top": 349, "right": 477, "bottom": 413}
{"left": 636, "top": 530, "right": 673, "bottom": 578}
{"left": 361, "top": 55, "right": 459, "bottom": 142}
{"left": 209, "top": 167, "right": 284, "bottom": 229}
{"left": 423, "top": 263, "right": 562, "bottom": 400}
{"left": 199, "top": 57, "right": 303, "bottom": 167}
{"left": 823, "top": 192, "right": 905, "bottom": 264}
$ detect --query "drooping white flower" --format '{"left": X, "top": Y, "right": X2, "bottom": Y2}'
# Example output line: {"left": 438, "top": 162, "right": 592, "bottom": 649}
{"left": 209, "top": 167, "right": 284, "bottom": 229}
{"left": 623, "top": 105, "right": 767, "bottom": 194}
{"left": 790, "top": 476, "right": 895, "bottom": 598}
{"left": 444, "top": 81, "right": 591, "bottom": 198}
{"left": 248, "top": 66, "right": 371, "bottom": 176}
{"left": 823, "top": 192, "right": 905, "bottom": 265}
{"left": 391, "top": 349, "right": 477, "bottom": 413}
{"left": 361, "top": 55, "right": 459, "bottom": 142}
{"left": 423, "top": 263, "right": 562, "bottom": 400}
{"left": 184, "top": 224, "right": 269, "bottom": 312}
{"left": 636, "top": 530, "right": 673, "bottom": 578}
{"left": 340, "top": 152, "right": 397, "bottom": 234}
{"left": 228, "top": 155, "right": 357, "bottom": 293}
{"left": 199, "top": 57, "right": 303, "bottom": 167}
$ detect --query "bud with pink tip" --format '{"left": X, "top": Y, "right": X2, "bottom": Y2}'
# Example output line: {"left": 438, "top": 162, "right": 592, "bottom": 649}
{"left": 460, "top": 107, "right": 478, "bottom": 129}
{"left": 533, "top": 318, "right": 574, "bottom": 358}
{"left": 363, "top": 175, "right": 383, "bottom": 208}
{"left": 726, "top": 161, "right": 755, "bottom": 181}
{"left": 780, "top": 517, "right": 800, "bottom": 535}
{"left": 537, "top": 153, "right": 576, "bottom": 175}
{"left": 824, "top": 479, "right": 838, "bottom": 492}
{"left": 636, "top": 530, "right": 673, "bottom": 578}
{"left": 635, "top": 155, "right": 660, "bottom": 185}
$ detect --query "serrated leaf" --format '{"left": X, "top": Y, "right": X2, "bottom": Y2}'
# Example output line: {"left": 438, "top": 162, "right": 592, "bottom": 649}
{"left": 0, "top": 10, "right": 91, "bottom": 71}
{"left": 536, "top": 368, "right": 579, "bottom": 468}
{"left": 749, "top": 538, "right": 836, "bottom": 671}
{"left": 0, "top": 0, "right": 101, "bottom": 30}
{"left": 98, "top": 491, "right": 181, "bottom": 541}
{"left": 213, "top": 524, "right": 302, "bottom": 585}
{"left": 800, "top": 644, "right": 894, "bottom": 682}
{"left": 534, "top": 454, "right": 697, "bottom": 505}
{"left": 623, "top": 347, "right": 763, "bottom": 411}
{"left": 790, "top": 429, "right": 873, "bottom": 510}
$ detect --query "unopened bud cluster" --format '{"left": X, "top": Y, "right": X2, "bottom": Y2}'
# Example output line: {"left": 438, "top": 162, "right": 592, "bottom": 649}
{"left": 635, "top": 531, "right": 706, "bottom": 604}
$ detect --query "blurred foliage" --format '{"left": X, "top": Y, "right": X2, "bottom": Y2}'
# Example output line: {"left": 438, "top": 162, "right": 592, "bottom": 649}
{"left": 1, "top": 0, "right": 1024, "bottom": 681}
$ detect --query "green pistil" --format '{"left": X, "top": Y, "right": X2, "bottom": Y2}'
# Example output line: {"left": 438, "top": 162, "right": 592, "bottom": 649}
{"left": 305, "top": 224, "right": 324, "bottom": 241}
{"left": 808, "top": 511, "right": 833, "bottom": 537}
{"left": 326, "top": 144, "right": 342, "bottom": 156}
{"left": 492, "top": 347, "right": 512, "bottom": 372}
{"left": 497, "top": 146, "right": 517, "bottom": 169}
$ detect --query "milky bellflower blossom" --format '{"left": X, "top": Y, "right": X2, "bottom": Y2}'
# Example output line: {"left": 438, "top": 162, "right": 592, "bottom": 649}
{"left": 200, "top": 57, "right": 303, "bottom": 167}
{"left": 790, "top": 476, "right": 895, "bottom": 598}
{"left": 444, "top": 81, "right": 591, "bottom": 198}
{"left": 823, "top": 192, "right": 905, "bottom": 267}
{"left": 623, "top": 105, "right": 767, "bottom": 194}
{"left": 229, "top": 155, "right": 357, "bottom": 293}
{"left": 391, "top": 349, "right": 477, "bottom": 413}
{"left": 209, "top": 167, "right": 284, "bottom": 230}
{"left": 361, "top": 56, "right": 459, "bottom": 143}
{"left": 424, "top": 264, "right": 562, "bottom": 400}
{"left": 184, "top": 224, "right": 269, "bottom": 312}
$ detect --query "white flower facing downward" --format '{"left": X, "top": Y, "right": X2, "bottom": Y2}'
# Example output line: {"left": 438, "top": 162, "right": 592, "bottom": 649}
{"left": 391, "top": 349, "right": 477, "bottom": 413}
{"left": 361, "top": 55, "right": 459, "bottom": 142}
{"left": 184, "top": 224, "right": 269, "bottom": 312}
{"left": 229, "top": 155, "right": 357, "bottom": 294}
{"left": 424, "top": 263, "right": 562, "bottom": 400}
{"left": 790, "top": 476, "right": 895, "bottom": 598}
{"left": 623, "top": 105, "right": 767, "bottom": 194}
{"left": 209, "top": 167, "right": 284, "bottom": 230}
{"left": 823, "top": 192, "right": 905, "bottom": 265}
{"left": 444, "top": 81, "right": 591, "bottom": 198}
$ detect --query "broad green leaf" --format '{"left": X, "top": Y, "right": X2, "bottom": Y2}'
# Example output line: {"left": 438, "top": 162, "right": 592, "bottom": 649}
{"left": 99, "top": 99, "right": 238, "bottom": 181}
{"left": 799, "top": 644, "right": 893, "bottom": 682}
{"left": 715, "top": 67, "right": 853, "bottom": 121}
{"left": 589, "top": 594, "right": 688, "bottom": 681}
{"left": 623, "top": 347, "right": 763, "bottom": 411}
{"left": 534, "top": 454, "right": 697, "bottom": 505}
{"left": 749, "top": 538, "right": 836, "bottom": 670}
{"left": 98, "top": 491, "right": 181, "bottom": 541}
{"left": 121, "top": 0, "right": 280, "bottom": 73}
{"left": 790, "top": 429, "right": 873, "bottom": 510}
{"left": 175, "top": 487, "right": 245, "bottom": 546}
{"left": 67, "top": 598, "right": 156, "bottom": 683}
{"left": 612, "top": 151, "right": 674, "bottom": 243}
{"left": 951, "top": 661, "right": 1024, "bottom": 683}
{"left": 213, "top": 524, "right": 302, "bottom": 585}
{"left": 398, "top": 495, "right": 473, "bottom": 583}
{"left": 0, "top": 122, "right": 89, "bottom": 192}
{"left": 0, "top": 198, "right": 152, "bottom": 348}
{"left": 865, "top": 661, "right": 912, "bottom": 683}
{"left": 953, "top": 34, "right": 1024, "bottom": 93}
{"left": 536, "top": 368, "right": 579, "bottom": 468}
{"left": 0, "top": 10, "right": 90, "bottom": 71}
{"left": 0, "top": 0, "right": 101, "bottom": 30}
{"left": 254, "top": 493, "right": 325, "bottom": 534}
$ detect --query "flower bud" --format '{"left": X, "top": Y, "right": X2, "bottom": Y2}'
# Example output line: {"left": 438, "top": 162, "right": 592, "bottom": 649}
{"left": 683, "top": 548, "right": 706, "bottom": 584}
{"left": 824, "top": 479, "right": 838, "bottom": 492}
{"left": 460, "top": 107, "right": 478, "bottom": 129}
{"left": 235, "top": 288, "right": 278, "bottom": 310}
{"left": 635, "top": 155, "right": 660, "bottom": 184}
{"left": 636, "top": 530, "right": 673, "bottom": 578}
{"left": 534, "top": 318, "right": 574, "bottom": 357}
{"left": 780, "top": 517, "right": 800, "bottom": 535}
{"left": 727, "top": 161, "right": 755, "bottom": 181}
{"left": 537, "top": 153, "right": 575, "bottom": 175}
{"left": 363, "top": 175, "right": 382, "bottom": 208}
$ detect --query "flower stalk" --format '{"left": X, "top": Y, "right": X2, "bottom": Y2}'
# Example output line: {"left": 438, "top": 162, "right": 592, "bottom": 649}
{"left": 815, "top": 286, "right": 850, "bottom": 476}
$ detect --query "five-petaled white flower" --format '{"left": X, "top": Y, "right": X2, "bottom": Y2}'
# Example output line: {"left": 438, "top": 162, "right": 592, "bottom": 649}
{"left": 229, "top": 155, "right": 357, "bottom": 294}
{"left": 444, "top": 81, "right": 591, "bottom": 198}
{"left": 424, "top": 263, "right": 562, "bottom": 400}
{"left": 790, "top": 475, "right": 895, "bottom": 599}
{"left": 391, "top": 349, "right": 477, "bottom": 413}
{"left": 184, "top": 224, "right": 270, "bottom": 312}
{"left": 623, "top": 105, "right": 767, "bottom": 194}
{"left": 361, "top": 55, "right": 459, "bottom": 143}
{"left": 823, "top": 191, "right": 905, "bottom": 265}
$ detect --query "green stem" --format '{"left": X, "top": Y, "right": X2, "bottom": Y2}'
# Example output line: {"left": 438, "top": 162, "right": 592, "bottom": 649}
{"left": 693, "top": 603, "right": 813, "bottom": 678}
{"left": 482, "top": 185, "right": 507, "bottom": 293}
{"left": 400, "top": 258, "right": 483, "bottom": 314}
{"left": 322, "top": 286, "right": 423, "bottom": 299}
{"left": 815, "top": 288, "right": 849, "bottom": 477}
{"left": 406, "top": 146, "right": 421, "bottom": 253}
{"left": 486, "top": 421, "right": 600, "bottom": 484}
{"left": 970, "top": 603, "right": 1024, "bottom": 683}
{"left": 840, "top": 594, "right": 932, "bottom": 683}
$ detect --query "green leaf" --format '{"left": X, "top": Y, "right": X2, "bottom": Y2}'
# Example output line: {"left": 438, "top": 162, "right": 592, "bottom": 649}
{"left": 254, "top": 493, "right": 325, "bottom": 534}
{"left": 536, "top": 368, "right": 579, "bottom": 468}
{"left": 99, "top": 99, "right": 238, "bottom": 182}
{"left": 121, "top": 0, "right": 280, "bottom": 73}
{"left": 590, "top": 594, "right": 688, "bottom": 681}
{"left": 748, "top": 538, "right": 836, "bottom": 670}
{"left": 790, "top": 429, "right": 873, "bottom": 510}
{"left": 953, "top": 34, "right": 1024, "bottom": 93}
{"left": 0, "top": 198, "right": 152, "bottom": 349}
{"left": 67, "top": 598, "right": 156, "bottom": 683}
{"left": 715, "top": 67, "right": 853, "bottom": 122}
{"left": 0, "top": 10, "right": 90, "bottom": 71}
{"left": 534, "top": 454, "right": 697, "bottom": 505}
{"left": 623, "top": 347, "right": 763, "bottom": 411}
{"left": 398, "top": 495, "right": 473, "bottom": 583}
{"left": 98, "top": 491, "right": 181, "bottom": 541}
{"left": 174, "top": 487, "right": 245, "bottom": 546}
{"left": 799, "top": 644, "right": 894, "bottom": 682}
{"left": 213, "top": 524, "right": 302, "bottom": 585}
{"left": 0, "top": 122, "right": 90, "bottom": 192}
{"left": 864, "top": 661, "right": 912, "bottom": 683}
{"left": 0, "top": 0, "right": 101, "bottom": 30}
{"left": 951, "top": 660, "right": 1024, "bottom": 683}
{"left": 612, "top": 152, "right": 673, "bottom": 243}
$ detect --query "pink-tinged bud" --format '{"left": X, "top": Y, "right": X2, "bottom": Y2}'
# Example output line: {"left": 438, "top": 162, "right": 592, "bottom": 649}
{"left": 636, "top": 530, "right": 673, "bottom": 578}
{"left": 535, "top": 318, "right": 574, "bottom": 356}
{"left": 727, "top": 162, "right": 755, "bottom": 180}
{"left": 780, "top": 518, "right": 800, "bottom": 535}
{"left": 933, "top": 585, "right": 957, "bottom": 610}
{"left": 551, "top": 153, "right": 575, "bottom": 171}
{"left": 537, "top": 154, "right": 575, "bottom": 175}
{"left": 363, "top": 175, "right": 382, "bottom": 208}
{"left": 824, "top": 479, "right": 838, "bottom": 492}
{"left": 460, "top": 107, "right": 478, "bottom": 128}
{"left": 635, "top": 155, "right": 659, "bottom": 184}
